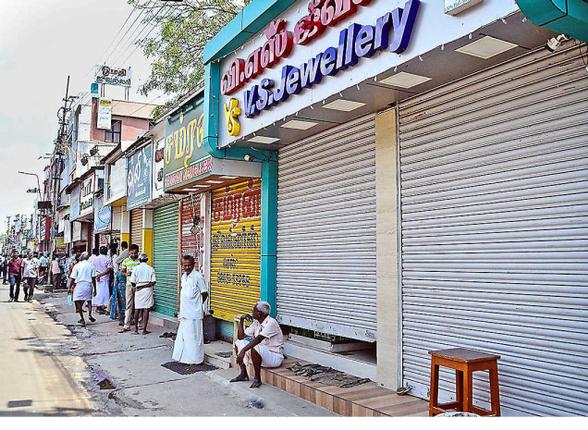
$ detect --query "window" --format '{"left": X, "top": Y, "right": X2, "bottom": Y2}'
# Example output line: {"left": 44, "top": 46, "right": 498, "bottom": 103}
{"left": 105, "top": 120, "right": 121, "bottom": 143}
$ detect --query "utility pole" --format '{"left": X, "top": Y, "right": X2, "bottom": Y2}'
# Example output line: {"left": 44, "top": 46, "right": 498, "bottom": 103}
{"left": 50, "top": 75, "right": 76, "bottom": 259}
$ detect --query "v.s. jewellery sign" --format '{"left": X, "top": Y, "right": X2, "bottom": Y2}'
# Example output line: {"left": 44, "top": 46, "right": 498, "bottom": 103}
{"left": 221, "top": 0, "right": 420, "bottom": 127}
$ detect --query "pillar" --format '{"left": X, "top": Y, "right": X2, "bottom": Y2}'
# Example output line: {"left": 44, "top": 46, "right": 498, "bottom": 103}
{"left": 375, "top": 108, "right": 400, "bottom": 390}
{"left": 141, "top": 208, "right": 154, "bottom": 261}
{"left": 260, "top": 159, "right": 278, "bottom": 316}
{"left": 120, "top": 208, "right": 130, "bottom": 246}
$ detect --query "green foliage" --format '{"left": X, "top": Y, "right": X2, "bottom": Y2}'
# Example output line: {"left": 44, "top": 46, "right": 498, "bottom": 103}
{"left": 128, "top": 0, "right": 246, "bottom": 101}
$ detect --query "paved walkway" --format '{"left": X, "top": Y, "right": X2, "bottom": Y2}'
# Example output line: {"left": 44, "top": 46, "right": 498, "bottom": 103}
{"left": 19, "top": 288, "right": 333, "bottom": 416}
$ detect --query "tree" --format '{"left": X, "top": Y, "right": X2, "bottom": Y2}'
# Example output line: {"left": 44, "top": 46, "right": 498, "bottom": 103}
{"left": 128, "top": 0, "right": 247, "bottom": 118}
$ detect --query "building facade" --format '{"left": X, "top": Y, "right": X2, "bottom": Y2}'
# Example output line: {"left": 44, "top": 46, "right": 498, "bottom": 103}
{"left": 202, "top": 0, "right": 588, "bottom": 416}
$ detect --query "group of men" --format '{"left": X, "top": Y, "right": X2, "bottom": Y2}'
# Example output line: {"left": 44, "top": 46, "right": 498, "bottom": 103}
{"left": 1, "top": 250, "right": 48, "bottom": 302}
{"left": 1, "top": 244, "right": 287, "bottom": 389}
{"left": 67, "top": 242, "right": 156, "bottom": 334}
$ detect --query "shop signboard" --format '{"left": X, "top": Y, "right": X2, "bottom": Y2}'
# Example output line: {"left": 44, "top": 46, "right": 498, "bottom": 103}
{"left": 444, "top": 0, "right": 483, "bottom": 15}
{"left": 70, "top": 185, "right": 81, "bottom": 220}
{"left": 64, "top": 220, "right": 72, "bottom": 244}
{"left": 95, "top": 65, "right": 132, "bottom": 87}
{"left": 107, "top": 157, "right": 127, "bottom": 203}
{"left": 210, "top": 179, "right": 262, "bottom": 322}
{"left": 79, "top": 176, "right": 94, "bottom": 218}
{"left": 97, "top": 98, "right": 112, "bottom": 130}
{"left": 127, "top": 143, "right": 153, "bottom": 209}
{"left": 162, "top": 94, "right": 210, "bottom": 191}
{"left": 153, "top": 138, "right": 165, "bottom": 199}
{"left": 217, "top": 0, "right": 518, "bottom": 147}
{"left": 94, "top": 194, "right": 112, "bottom": 233}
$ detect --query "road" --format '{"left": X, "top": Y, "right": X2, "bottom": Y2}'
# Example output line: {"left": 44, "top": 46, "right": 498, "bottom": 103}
{"left": 0, "top": 285, "right": 97, "bottom": 416}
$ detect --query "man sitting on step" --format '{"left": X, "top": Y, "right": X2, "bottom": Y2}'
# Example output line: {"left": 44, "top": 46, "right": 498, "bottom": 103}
{"left": 230, "top": 301, "right": 284, "bottom": 388}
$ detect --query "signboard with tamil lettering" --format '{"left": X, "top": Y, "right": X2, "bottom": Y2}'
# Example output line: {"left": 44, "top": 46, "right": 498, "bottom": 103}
{"left": 127, "top": 143, "right": 153, "bottom": 210}
{"left": 162, "top": 92, "right": 210, "bottom": 191}
{"left": 79, "top": 176, "right": 94, "bottom": 218}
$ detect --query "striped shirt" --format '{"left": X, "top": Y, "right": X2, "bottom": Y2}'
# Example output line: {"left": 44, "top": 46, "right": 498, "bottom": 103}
{"left": 121, "top": 257, "right": 141, "bottom": 286}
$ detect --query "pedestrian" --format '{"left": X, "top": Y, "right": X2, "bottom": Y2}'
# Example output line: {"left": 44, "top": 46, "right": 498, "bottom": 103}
{"left": 8, "top": 251, "right": 23, "bottom": 302}
{"left": 92, "top": 246, "right": 113, "bottom": 314}
{"left": 21, "top": 250, "right": 39, "bottom": 302}
{"left": 172, "top": 255, "right": 208, "bottom": 365}
{"left": 129, "top": 253, "right": 156, "bottom": 335}
{"left": 110, "top": 241, "right": 129, "bottom": 325}
{"left": 2, "top": 253, "right": 8, "bottom": 284}
{"left": 50, "top": 254, "right": 62, "bottom": 290}
{"left": 119, "top": 244, "right": 141, "bottom": 333}
{"left": 231, "top": 302, "right": 285, "bottom": 388}
{"left": 0, "top": 254, "right": 5, "bottom": 285}
{"left": 68, "top": 252, "right": 96, "bottom": 327}
{"left": 38, "top": 252, "right": 49, "bottom": 285}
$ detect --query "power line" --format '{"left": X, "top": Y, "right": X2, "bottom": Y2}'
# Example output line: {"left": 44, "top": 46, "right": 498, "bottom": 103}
{"left": 114, "top": 5, "right": 176, "bottom": 69}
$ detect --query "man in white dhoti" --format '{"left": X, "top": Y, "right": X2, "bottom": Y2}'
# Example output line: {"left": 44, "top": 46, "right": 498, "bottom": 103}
{"left": 172, "top": 255, "right": 208, "bottom": 365}
{"left": 68, "top": 252, "right": 97, "bottom": 327}
{"left": 231, "top": 301, "right": 285, "bottom": 388}
{"left": 129, "top": 253, "right": 156, "bottom": 335}
{"left": 92, "top": 246, "right": 113, "bottom": 314}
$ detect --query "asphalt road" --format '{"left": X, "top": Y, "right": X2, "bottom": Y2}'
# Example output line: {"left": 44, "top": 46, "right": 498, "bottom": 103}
{"left": 0, "top": 284, "right": 97, "bottom": 416}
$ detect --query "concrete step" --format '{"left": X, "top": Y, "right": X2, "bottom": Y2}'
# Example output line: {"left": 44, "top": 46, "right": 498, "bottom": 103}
{"left": 204, "top": 341, "right": 233, "bottom": 369}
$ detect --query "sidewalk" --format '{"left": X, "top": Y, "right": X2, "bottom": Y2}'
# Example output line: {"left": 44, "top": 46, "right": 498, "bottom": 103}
{"left": 35, "top": 290, "right": 334, "bottom": 417}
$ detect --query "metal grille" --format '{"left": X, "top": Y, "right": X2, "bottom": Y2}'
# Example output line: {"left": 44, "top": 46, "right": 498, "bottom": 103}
{"left": 210, "top": 180, "right": 261, "bottom": 321}
{"left": 153, "top": 203, "right": 179, "bottom": 318}
{"left": 276, "top": 115, "right": 377, "bottom": 341}
{"left": 398, "top": 44, "right": 588, "bottom": 416}
{"left": 180, "top": 194, "right": 203, "bottom": 268}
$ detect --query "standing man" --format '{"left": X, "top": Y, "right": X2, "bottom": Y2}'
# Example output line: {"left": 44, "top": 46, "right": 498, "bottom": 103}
{"left": 129, "top": 253, "right": 156, "bottom": 335}
{"left": 110, "top": 241, "right": 129, "bottom": 324}
{"left": 92, "top": 246, "right": 113, "bottom": 314}
{"left": 69, "top": 252, "right": 97, "bottom": 327}
{"left": 38, "top": 252, "right": 49, "bottom": 285}
{"left": 0, "top": 254, "right": 5, "bottom": 285}
{"left": 172, "top": 255, "right": 208, "bottom": 365}
{"left": 8, "top": 251, "right": 23, "bottom": 302}
{"left": 231, "top": 301, "right": 285, "bottom": 388}
{"left": 119, "top": 244, "right": 141, "bottom": 333}
{"left": 50, "top": 254, "right": 62, "bottom": 290}
{"left": 21, "top": 250, "right": 39, "bottom": 302}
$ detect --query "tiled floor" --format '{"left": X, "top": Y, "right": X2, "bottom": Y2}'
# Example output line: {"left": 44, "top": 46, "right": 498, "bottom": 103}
{"left": 259, "top": 359, "right": 429, "bottom": 417}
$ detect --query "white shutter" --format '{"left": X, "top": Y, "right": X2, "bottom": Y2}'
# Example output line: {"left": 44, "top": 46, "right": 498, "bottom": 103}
{"left": 398, "top": 44, "right": 588, "bottom": 416}
{"left": 276, "top": 115, "right": 377, "bottom": 341}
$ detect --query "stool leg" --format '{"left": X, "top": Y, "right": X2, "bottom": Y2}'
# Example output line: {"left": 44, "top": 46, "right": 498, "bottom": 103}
{"left": 429, "top": 362, "right": 440, "bottom": 416}
{"left": 455, "top": 370, "right": 463, "bottom": 411}
{"left": 489, "top": 363, "right": 501, "bottom": 416}
{"left": 463, "top": 369, "right": 473, "bottom": 413}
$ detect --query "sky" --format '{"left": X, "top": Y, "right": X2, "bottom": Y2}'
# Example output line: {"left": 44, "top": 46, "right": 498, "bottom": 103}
{"left": 0, "top": 0, "right": 158, "bottom": 233}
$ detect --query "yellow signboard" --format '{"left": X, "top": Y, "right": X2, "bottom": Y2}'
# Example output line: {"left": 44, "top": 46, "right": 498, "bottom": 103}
{"left": 210, "top": 179, "right": 261, "bottom": 321}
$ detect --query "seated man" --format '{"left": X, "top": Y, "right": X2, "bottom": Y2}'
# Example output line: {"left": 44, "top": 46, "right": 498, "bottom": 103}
{"left": 231, "top": 301, "right": 284, "bottom": 388}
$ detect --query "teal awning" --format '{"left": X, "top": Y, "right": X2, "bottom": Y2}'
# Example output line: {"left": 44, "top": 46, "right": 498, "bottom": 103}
{"left": 516, "top": 0, "right": 588, "bottom": 42}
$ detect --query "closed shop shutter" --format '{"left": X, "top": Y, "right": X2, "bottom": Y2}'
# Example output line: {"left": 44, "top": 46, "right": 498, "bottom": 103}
{"left": 210, "top": 180, "right": 261, "bottom": 321}
{"left": 398, "top": 44, "right": 588, "bottom": 416}
{"left": 276, "top": 115, "right": 377, "bottom": 341}
{"left": 130, "top": 208, "right": 143, "bottom": 251}
{"left": 153, "top": 203, "right": 179, "bottom": 317}
{"left": 180, "top": 194, "right": 204, "bottom": 268}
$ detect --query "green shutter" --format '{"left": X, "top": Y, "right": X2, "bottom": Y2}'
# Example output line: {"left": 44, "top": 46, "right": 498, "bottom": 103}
{"left": 153, "top": 203, "right": 179, "bottom": 317}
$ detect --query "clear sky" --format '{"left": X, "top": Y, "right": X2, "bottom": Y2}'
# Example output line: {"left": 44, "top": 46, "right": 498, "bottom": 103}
{"left": 0, "top": 0, "right": 159, "bottom": 233}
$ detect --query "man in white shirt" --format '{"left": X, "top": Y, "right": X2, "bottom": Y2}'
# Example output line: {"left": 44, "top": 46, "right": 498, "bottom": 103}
{"left": 69, "top": 252, "right": 97, "bottom": 327}
{"left": 21, "top": 251, "right": 39, "bottom": 302}
{"left": 129, "top": 253, "right": 156, "bottom": 335}
{"left": 231, "top": 301, "right": 284, "bottom": 388}
{"left": 172, "top": 255, "right": 208, "bottom": 365}
{"left": 92, "top": 246, "right": 113, "bottom": 314}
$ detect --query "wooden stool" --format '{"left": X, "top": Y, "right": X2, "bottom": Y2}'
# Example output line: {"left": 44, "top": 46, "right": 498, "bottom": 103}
{"left": 428, "top": 348, "right": 501, "bottom": 417}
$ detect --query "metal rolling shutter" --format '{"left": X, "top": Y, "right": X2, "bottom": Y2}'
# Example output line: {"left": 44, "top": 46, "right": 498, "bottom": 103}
{"left": 210, "top": 180, "right": 261, "bottom": 322}
{"left": 153, "top": 203, "right": 179, "bottom": 317}
{"left": 276, "top": 115, "right": 377, "bottom": 341}
{"left": 398, "top": 44, "right": 588, "bottom": 416}
{"left": 130, "top": 208, "right": 143, "bottom": 251}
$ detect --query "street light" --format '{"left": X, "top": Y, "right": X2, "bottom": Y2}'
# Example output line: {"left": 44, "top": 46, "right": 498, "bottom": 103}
{"left": 18, "top": 171, "right": 42, "bottom": 201}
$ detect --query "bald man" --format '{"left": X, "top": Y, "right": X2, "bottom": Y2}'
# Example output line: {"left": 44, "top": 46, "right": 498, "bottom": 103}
{"left": 231, "top": 301, "right": 285, "bottom": 388}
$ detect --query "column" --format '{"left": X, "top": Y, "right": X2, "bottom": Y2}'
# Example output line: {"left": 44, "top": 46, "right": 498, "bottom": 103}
{"left": 141, "top": 208, "right": 154, "bottom": 261}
